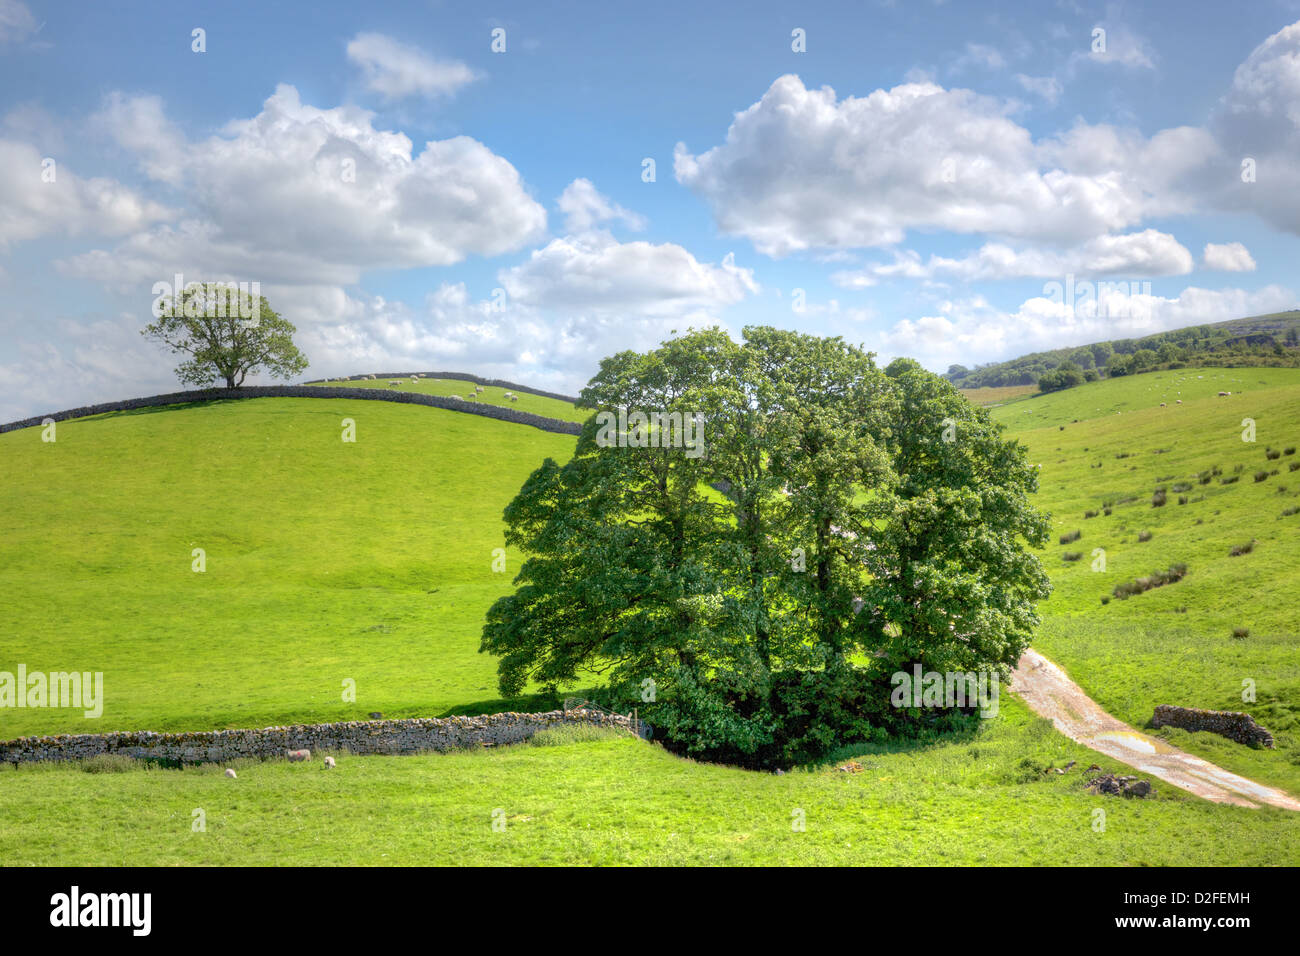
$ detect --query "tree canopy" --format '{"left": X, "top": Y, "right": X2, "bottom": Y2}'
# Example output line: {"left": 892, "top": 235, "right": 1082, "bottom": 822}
{"left": 142, "top": 283, "right": 308, "bottom": 388}
{"left": 480, "top": 328, "right": 1050, "bottom": 766}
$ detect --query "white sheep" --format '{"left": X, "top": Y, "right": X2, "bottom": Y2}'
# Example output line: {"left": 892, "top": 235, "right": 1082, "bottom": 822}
{"left": 323, "top": 756, "right": 336, "bottom": 769}
{"left": 510, "top": 396, "right": 518, "bottom": 402}
{"left": 286, "top": 749, "right": 311, "bottom": 762}
{"left": 450, "top": 394, "right": 464, "bottom": 401}
{"left": 224, "top": 768, "right": 237, "bottom": 778}
{"left": 474, "top": 386, "right": 483, "bottom": 393}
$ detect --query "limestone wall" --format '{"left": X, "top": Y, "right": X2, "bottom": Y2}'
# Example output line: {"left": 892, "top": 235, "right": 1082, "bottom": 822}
{"left": 0, "top": 385, "right": 582, "bottom": 437}
{"left": 1151, "top": 704, "right": 1275, "bottom": 748}
{"left": 0, "top": 710, "right": 632, "bottom": 764}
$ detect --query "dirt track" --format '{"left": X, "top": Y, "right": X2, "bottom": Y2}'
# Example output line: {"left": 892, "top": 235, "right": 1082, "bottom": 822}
{"left": 1009, "top": 649, "right": 1300, "bottom": 810}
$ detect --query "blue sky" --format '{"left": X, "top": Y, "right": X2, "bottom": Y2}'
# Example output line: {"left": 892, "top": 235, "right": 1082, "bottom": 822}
{"left": 2, "top": 0, "right": 1300, "bottom": 418}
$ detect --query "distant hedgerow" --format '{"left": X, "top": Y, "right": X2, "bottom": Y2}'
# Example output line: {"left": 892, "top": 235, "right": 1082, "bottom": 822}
{"left": 1112, "top": 563, "right": 1188, "bottom": 600}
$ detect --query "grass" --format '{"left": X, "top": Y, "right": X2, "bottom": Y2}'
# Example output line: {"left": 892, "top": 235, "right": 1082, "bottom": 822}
{"left": 0, "top": 398, "right": 576, "bottom": 737}
{"left": 315, "top": 375, "right": 589, "bottom": 424}
{"left": 1, "top": 698, "right": 1295, "bottom": 866}
{"left": 997, "top": 369, "right": 1300, "bottom": 794}
{"left": 3, "top": 366, "right": 1300, "bottom": 865}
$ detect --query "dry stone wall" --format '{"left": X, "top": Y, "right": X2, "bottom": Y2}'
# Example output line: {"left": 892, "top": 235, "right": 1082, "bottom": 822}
{"left": 1151, "top": 704, "right": 1275, "bottom": 748}
{"left": 308, "top": 371, "right": 580, "bottom": 405}
{"left": 0, "top": 710, "right": 632, "bottom": 765}
{"left": 0, "top": 385, "right": 582, "bottom": 437}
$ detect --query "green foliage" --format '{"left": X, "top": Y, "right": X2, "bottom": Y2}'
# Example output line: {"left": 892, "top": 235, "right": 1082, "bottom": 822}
{"left": 482, "top": 329, "right": 1050, "bottom": 767}
{"left": 142, "top": 286, "right": 308, "bottom": 388}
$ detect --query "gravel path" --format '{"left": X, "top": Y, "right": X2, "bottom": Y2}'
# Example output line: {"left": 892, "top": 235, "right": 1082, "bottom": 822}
{"left": 1009, "top": 649, "right": 1300, "bottom": 810}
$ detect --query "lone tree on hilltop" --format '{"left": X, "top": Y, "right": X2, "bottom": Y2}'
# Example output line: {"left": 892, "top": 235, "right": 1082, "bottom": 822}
{"left": 142, "top": 283, "right": 308, "bottom": 388}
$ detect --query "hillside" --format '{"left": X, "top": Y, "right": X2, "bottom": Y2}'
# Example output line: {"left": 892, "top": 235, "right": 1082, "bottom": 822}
{"left": 314, "top": 374, "right": 588, "bottom": 424}
{"left": 996, "top": 367, "right": 1300, "bottom": 795}
{"left": 945, "top": 310, "right": 1300, "bottom": 389}
{"left": 0, "top": 397, "right": 579, "bottom": 737}
{"left": 2, "top": 373, "right": 1298, "bottom": 865}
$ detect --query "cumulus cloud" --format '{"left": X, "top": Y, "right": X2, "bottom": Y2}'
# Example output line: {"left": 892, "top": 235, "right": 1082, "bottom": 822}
{"left": 66, "top": 85, "right": 546, "bottom": 285}
{"left": 674, "top": 74, "right": 1207, "bottom": 256}
{"left": 1202, "top": 241, "right": 1256, "bottom": 272}
{"left": 834, "top": 230, "right": 1195, "bottom": 285}
{"left": 0, "top": 138, "right": 172, "bottom": 246}
{"left": 1210, "top": 21, "right": 1300, "bottom": 236}
{"left": 557, "top": 178, "right": 646, "bottom": 233}
{"left": 346, "top": 32, "right": 478, "bottom": 100}
{"left": 499, "top": 230, "right": 756, "bottom": 315}
{"left": 879, "top": 284, "right": 1296, "bottom": 371}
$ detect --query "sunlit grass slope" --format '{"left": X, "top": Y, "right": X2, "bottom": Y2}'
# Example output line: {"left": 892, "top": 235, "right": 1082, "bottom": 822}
{"left": 998, "top": 368, "right": 1300, "bottom": 793}
{"left": 0, "top": 398, "right": 576, "bottom": 738}
{"left": 1, "top": 700, "right": 1295, "bottom": 866}
{"left": 316, "top": 375, "right": 588, "bottom": 424}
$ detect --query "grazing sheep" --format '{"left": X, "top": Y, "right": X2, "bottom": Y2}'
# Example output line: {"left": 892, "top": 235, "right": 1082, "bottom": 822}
{"left": 1176, "top": 399, "right": 1182, "bottom": 404}
{"left": 286, "top": 749, "right": 311, "bottom": 762}
{"left": 388, "top": 381, "right": 399, "bottom": 388}
{"left": 323, "top": 756, "right": 336, "bottom": 769}
{"left": 474, "top": 386, "right": 483, "bottom": 393}
{"left": 510, "top": 396, "right": 518, "bottom": 402}
{"left": 1219, "top": 391, "right": 1229, "bottom": 396}
{"left": 1160, "top": 402, "right": 1166, "bottom": 407}
{"left": 224, "top": 768, "right": 237, "bottom": 779}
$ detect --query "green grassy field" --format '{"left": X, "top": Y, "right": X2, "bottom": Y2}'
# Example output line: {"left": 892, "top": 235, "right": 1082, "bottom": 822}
{"left": 2, "top": 702, "right": 1294, "bottom": 866}
{"left": 995, "top": 367, "right": 1300, "bottom": 795}
{"left": 315, "top": 375, "right": 589, "bottom": 424}
{"left": 2, "top": 368, "right": 1299, "bottom": 866}
{"left": 0, "top": 398, "right": 576, "bottom": 737}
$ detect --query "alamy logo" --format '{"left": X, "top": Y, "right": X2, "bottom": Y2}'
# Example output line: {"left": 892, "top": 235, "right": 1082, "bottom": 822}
{"left": 150, "top": 273, "right": 261, "bottom": 328}
{"left": 0, "top": 665, "right": 103, "bottom": 718}
{"left": 594, "top": 408, "right": 705, "bottom": 459}
{"left": 890, "top": 665, "right": 999, "bottom": 718}
{"left": 50, "top": 886, "right": 151, "bottom": 936}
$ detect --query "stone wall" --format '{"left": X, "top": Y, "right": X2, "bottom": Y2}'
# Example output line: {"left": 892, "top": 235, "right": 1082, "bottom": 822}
{"left": 1151, "top": 704, "right": 1275, "bottom": 748}
{"left": 0, "top": 386, "right": 582, "bottom": 437}
{"left": 306, "top": 371, "right": 580, "bottom": 405}
{"left": 0, "top": 710, "right": 633, "bottom": 765}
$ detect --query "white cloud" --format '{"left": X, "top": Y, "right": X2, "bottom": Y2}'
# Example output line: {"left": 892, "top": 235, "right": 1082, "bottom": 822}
{"left": 952, "top": 43, "right": 1006, "bottom": 72}
{"left": 0, "top": 0, "right": 36, "bottom": 44}
{"left": 674, "top": 75, "right": 1205, "bottom": 257}
{"left": 557, "top": 178, "right": 646, "bottom": 233}
{"left": 1202, "top": 241, "right": 1256, "bottom": 272}
{"left": 0, "top": 138, "right": 172, "bottom": 246}
{"left": 834, "top": 230, "right": 1194, "bottom": 285}
{"left": 499, "top": 230, "right": 756, "bottom": 315}
{"left": 879, "top": 284, "right": 1296, "bottom": 371}
{"left": 66, "top": 85, "right": 547, "bottom": 285}
{"left": 346, "top": 33, "right": 478, "bottom": 100}
{"left": 1014, "top": 73, "right": 1062, "bottom": 105}
{"left": 1071, "top": 14, "right": 1156, "bottom": 71}
{"left": 1210, "top": 21, "right": 1300, "bottom": 236}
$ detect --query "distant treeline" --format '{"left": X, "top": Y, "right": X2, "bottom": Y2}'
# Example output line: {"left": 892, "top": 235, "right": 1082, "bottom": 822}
{"left": 944, "top": 311, "right": 1300, "bottom": 391}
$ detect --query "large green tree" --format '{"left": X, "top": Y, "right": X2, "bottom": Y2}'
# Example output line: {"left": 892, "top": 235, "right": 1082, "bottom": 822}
{"left": 142, "top": 283, "right": 308, "bottom": 388}
{"left": 480, "top": 328, "right": 1050, "bottom": 766}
